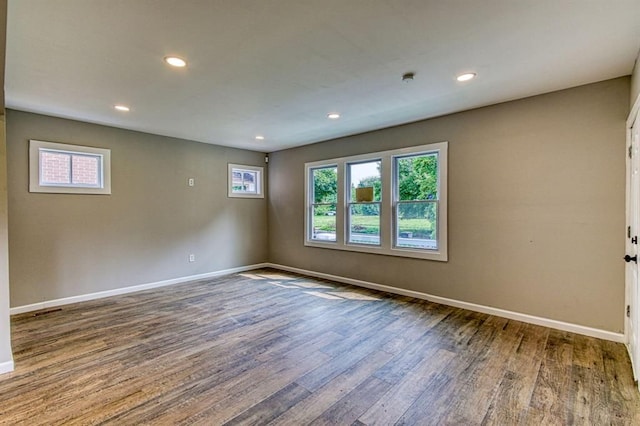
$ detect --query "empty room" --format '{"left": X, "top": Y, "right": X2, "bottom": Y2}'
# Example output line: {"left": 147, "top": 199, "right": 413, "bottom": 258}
{"left": 1, "top": 0, "right": 640, "bottom": 424}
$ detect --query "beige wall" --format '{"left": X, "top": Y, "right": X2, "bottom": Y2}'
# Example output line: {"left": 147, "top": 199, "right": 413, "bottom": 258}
{"left": 632, "top": 49, "right": 640, "bottom": 108}
{"left": 7, "top": 110, "right": 268, "bottom": 307}
{"left": 268, "top": 77, "right": 629, "bottom": 333}
{"left": 0, "top": 0, "right": 12, "bottom": 372}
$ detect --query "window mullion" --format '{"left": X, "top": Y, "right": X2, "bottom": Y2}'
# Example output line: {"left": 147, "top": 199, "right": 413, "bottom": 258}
{"left": 380, "top": 155, "right": 392, "bottom": 249}
{"left": 68, "top": 154, "right": 74, "bottom": 185}
{"left": 336, "top": 160, "right": 346, "bottom": 245}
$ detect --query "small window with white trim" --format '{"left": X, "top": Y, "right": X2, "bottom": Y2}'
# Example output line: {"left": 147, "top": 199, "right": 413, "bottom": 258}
{"left": 228, "top": 164, "right": 264, "bottom": 198}
{"left": 29, "top": 140, "right": 111, "bottom": 194}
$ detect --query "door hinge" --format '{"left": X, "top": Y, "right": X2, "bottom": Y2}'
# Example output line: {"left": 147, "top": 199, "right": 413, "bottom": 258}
{"left": 630, "top": 145, "right": 633, "bottom": 159}
{"left": 628, "top": 305, "right": 631, "bottom": 318}
{"left": 633, "top": 236, "right": 638, "bottom": 244}
{"left": 629, "top": 226, "right": 632, "bottom": 238}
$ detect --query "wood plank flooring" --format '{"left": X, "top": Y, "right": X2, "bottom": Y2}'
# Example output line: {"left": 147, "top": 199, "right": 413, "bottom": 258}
{"left": 1, "top": 268, "right": 639, "bottom": 425}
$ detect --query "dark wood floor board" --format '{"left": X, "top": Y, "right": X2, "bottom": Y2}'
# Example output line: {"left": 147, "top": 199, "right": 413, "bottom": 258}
{"left": 524, "top": 330, "right": 577, "bottom": 425}
{"left": 423, "top": 308, "right": 491, "bottom": 354}
{"left": 478, "top": 324, "right": 547, "bottom": 424}
{"left": 601, "top": 340, "right": 640, "bottom": 425}
{"left": 104, "top": 347, "right": 331, "bottom": 425}
{"left": 571, "top": 333, "right": 605, "bottom": 370}
{"left": 176, "top": 352, "right": 333, "bottom": 425}
{"left": 379, "top": 302, "right": 454, "bottom": 356}
{"left": 571, "top": 364, "right": 610, "bottom": 425}
{"left": 372, "top": 326, "right": 442, "bottom": 385}
{"left": 117, "top": 323, "right": 338, "bottom": 423}
{"left": 11, "top": 327, "right": 287, "bottom": 424}
{"left": 296, "top": 316, "right": 400, "bottom": 392}
{"left": 270, "top": 349, "right": 395, "bottom": 425}
{"left": 222, "top": 382, "right": 312, "bottom": 426}
{"left": 359, "top": 347, "right": 456, "bottom": 425}
{"left": 1, "top": 268, "right": 638, "bottom": 425}
{"left": 254, "top": 329, "right": 344, "bottom": 363}
{"left": 309, "top": 376, "right": 392, "bottom": 426}
{"left": 437, "top": 320, "right": 525, "bottom": 425}
{"left": 393, "top": 319, "right": 514, "bottom": 424}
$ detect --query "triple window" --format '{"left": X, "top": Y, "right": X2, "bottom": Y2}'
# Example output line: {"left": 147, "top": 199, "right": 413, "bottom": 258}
{"left": 305, "top": 142, "right": 447, "bottom": 261}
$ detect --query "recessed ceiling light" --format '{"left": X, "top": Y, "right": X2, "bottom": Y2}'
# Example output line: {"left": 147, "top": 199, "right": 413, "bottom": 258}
{"left": 456, "top": 73, "right": 476, "bottom": 82}
{"left": 114, "top": 105, "right": 130, "bottom": 112}
{"left": 164, "top": 56, "right": 187, "bottom": 68}
{"left": 255, "top": 135, "right": 265, "bottom": 141}
{"left": 327, "top": 113, "right": 341, "bottom": 120}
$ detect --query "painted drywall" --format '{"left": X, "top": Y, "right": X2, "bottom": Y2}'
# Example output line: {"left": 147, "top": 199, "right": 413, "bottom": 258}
{"left": 0, "top": 0, "right": 13, "bottom": 373}
{"left": 632, "top": 49, "right": 640, "bottom": 108}
{"left": 6, "top": 110, "right": 268, "bottom": 307}
{"left": 268, "top": 77, "right": 629, "bottom": 333}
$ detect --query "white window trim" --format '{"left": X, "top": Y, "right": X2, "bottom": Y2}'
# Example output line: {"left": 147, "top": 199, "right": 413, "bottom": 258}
{"left": 228, "top": 163, "right": 264, "bottom": 198}
{"left": 29, "top": 140, "right": 111, "bottom": 195}
{"left": 304, "top": 141, "right": 448, "bottom": 261}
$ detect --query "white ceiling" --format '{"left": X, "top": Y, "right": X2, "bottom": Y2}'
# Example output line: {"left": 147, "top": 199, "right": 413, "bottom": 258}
{"left": 6, "top": 0, "right": 640, "bottom": 152}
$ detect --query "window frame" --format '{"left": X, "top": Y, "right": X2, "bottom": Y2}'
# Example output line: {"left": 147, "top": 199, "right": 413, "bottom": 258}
{"left": 29, "top": 140, "right": 111, "bottom": 195}
{"left": 308, "top": 164, "right": 338, "bottom": 242}
{"left": 228, "top": 163, "right": 264, "bottom": 198}
{"left": 346, "top": 159, "right": 382, "bottom": 247}
{"left": 304, "top": 142, "right": 448, "bottom": 261}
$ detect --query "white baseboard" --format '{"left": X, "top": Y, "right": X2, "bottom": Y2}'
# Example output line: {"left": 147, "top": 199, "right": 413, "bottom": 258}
{"left": 0, "top": 359, "right": 14, "bottom": 375}
{"left": 267, "top": 263, "right": 625, "bottom": 343}
{"left": 10, "top": 263, "right": 269, "bottom": 315}
{"left": 9, "top": 261, "right": 625, "bottom": 344}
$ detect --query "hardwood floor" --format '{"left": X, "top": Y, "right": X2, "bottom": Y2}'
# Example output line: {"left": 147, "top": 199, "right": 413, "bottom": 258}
{"left": 1, "top": 268, "right": 639, "bottom": 425}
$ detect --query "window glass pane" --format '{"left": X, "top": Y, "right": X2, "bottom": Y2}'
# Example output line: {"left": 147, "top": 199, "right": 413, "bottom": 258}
{"left": 312, "top": 204, "right": 336, "bottom": 241}
{"left": 231, "top": 169, "right": 258, "bottom": 193}
{"left": 396, "top": 202, "right": 437, "bottom": 249}
{"left": 242, "top": 171, "right": 257, "bottom": 193}
{"left": 71, "top": 154, "right": 100, "bottom": 186}
{"left": 231, "top": 171, "right": 243, "bottom": 191}
{"left": 40, "top": 151, "right": 71, "bottom": 185}
{"left": 396, "top": 153, "right": 438, "bottom": 201}
{"left": 349, "top": 160, "right": 381, "bottom": 202}
{"left": 349, "top": 203, "right": 380, "bottom": 245}
{"left": 312, "top": 166, "right": 337, "bottom": 203}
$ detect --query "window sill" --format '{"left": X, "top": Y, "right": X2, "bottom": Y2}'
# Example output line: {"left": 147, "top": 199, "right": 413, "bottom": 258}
{"left": 304, "top": 239, "right": 447, "bottom": 261}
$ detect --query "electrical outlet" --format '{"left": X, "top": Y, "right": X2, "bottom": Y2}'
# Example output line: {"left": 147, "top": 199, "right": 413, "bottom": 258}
{"left": 189, "top": 254, "right": 195, "bottom": 262}
{"left": 188, "top": 178, "right": 195, "bottom": 187}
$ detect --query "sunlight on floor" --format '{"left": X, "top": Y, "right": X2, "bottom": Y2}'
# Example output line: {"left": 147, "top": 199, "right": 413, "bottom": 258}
{"left": 294, "top": 281, "right": 334, "bottom": 289}
{"left": 303, "top": 291, "right": 344, "bottom": 300}
{"left": 269, "top": 282, "right": 301, "bottom": 289}
{"left": 260, "top": 272, "right": 382, "bottom": 302}
{"left": 239, "top": 273, "right": 266, "bottom": 280}
{"left": 327, "top": 291, "right": 380, "bottom": 301}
